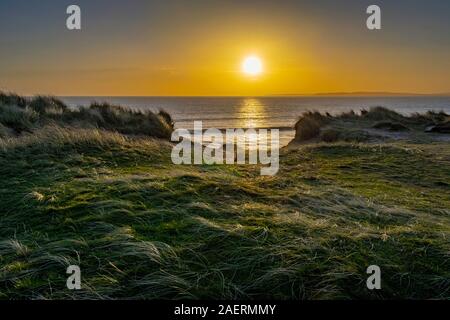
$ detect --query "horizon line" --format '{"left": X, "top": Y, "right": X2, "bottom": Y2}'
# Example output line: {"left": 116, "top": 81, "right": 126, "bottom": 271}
{"left": 55, "top": 92, "right": 450, "bottom": 98}
{"left": 3, "top": 89, "right": 450, "bottom": 98}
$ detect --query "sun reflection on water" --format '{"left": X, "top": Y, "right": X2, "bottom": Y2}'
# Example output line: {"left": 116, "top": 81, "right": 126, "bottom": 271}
{"left": 238, "top": 98, "right": 268, "bottom": 129}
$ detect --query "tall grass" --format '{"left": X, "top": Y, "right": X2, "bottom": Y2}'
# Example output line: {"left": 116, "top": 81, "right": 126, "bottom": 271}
{"left": 0, "top": 92, "right": 174, "bottom": 139}
{"left": 294, "top": 111, "right": 329, "bottom": 141}
{"left": 293, "top": 107, "right": 450, "bottom": 143}
{"left": 0, "top": 96, "right": 449, "bottom": 299}
{"left": 0, "top": 121, "right": 449, "bottom": 299}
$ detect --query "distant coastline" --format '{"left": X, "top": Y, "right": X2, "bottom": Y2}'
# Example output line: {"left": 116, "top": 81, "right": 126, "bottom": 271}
{"left": 47, "top": 92, "right": 450, "bottom": 99}
{"left": 271, "top": 91, "right": 450, "bottom": 97}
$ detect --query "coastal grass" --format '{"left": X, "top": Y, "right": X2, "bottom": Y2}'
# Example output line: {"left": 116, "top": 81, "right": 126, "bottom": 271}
{"left": 294, "top": 106, "right": 450, "bottom": 143}
{"left": 0, "top": 123, "right": 449, "bottom": 299}
{"left": 0, "top": 93, "right": 173, "bottom": 139}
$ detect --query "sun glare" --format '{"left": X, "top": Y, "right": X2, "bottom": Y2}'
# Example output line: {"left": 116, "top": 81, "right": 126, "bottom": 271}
{"left": 242, "top": 56, "right": 263, "bottom": 76}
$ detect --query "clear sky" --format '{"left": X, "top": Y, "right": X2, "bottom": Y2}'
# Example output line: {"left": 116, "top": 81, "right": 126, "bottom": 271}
{"left": 1, "top": 0, "right": 449, "bottom": 96}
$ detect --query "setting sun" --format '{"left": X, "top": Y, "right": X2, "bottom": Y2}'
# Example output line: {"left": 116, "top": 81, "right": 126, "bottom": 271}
{"left": 242, "top": 56, "right": 263, "bottom": 76}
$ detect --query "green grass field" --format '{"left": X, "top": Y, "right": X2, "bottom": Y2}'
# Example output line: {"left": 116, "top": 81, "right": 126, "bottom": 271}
{"left": 0, "top": 94, "right": 449, "bottom": 299}
{"left": 0, "top": 124, "right": 449, "bottom": 299}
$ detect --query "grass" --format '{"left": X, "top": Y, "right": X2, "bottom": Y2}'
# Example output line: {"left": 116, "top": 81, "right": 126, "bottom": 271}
{"left": 0, "top": 97, "right": 449, "bottom": 299}
{"left": 293, "top": 106, "right": 450, "bottom": 143}
{"left": 0, "top": 92, "right": 173, "bottom": 139}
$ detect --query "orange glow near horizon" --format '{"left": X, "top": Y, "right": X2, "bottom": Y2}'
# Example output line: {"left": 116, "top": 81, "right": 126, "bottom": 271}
{"left": 2, "top": 2, "right": 450, "bottom": 96}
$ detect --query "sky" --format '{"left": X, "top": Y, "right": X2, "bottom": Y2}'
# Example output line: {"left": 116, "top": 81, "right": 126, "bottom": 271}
{"left": 0, "top": 0, "right": 449, "bottom": 96}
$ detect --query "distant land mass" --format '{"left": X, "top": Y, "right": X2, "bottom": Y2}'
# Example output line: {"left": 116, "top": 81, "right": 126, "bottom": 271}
{"left": 273, "top": 92, "right": 450, "bottom": 97}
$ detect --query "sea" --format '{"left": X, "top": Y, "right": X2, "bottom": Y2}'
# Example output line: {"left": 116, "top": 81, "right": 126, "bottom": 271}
{"left": 61, "top": 96, "right": 450, "bottom": 148}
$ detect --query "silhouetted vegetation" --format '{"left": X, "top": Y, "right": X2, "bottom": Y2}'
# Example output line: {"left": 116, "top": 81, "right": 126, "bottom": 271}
{"left": 0, "top": 92, "right": 174, "bottom": 139}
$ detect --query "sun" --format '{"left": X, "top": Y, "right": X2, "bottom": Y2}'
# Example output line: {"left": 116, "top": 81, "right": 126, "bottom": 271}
{"left": 242, "top": 56, "right": 263, "bottom": 76}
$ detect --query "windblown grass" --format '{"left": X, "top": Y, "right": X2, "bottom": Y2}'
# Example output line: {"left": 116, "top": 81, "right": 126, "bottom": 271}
{"left": 294, "top": 111, "right": 329, "bottom": 142}
{"left": 0, "top": 120, "right": 449, "bottom": 299}
{"left": 0, "top": 92, "right": 173, "bottom": 139}
{"left": 294, "top": 107, "right": 450, "bottom": 143}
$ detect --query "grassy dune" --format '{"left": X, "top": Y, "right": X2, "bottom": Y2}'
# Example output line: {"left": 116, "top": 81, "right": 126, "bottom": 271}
{"left": 0, "top": 94, "right": 449, "bottom": 299}
{"left": 0, "top": 93, "right": 174, "bottom": 139}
